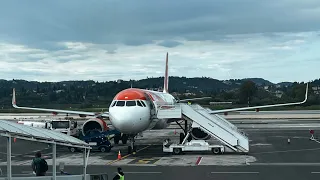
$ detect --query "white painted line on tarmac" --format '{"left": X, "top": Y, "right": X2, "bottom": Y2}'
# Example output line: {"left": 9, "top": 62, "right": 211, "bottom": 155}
{"left": 310, "top": 138, "right": 320, "bottom": 144}
{"left": 122, "top": 172, "right": 162, "bottom": 174}
{"left": 252, "top": 163, "right": 320, "bottom": 166}
{"left": 1, "top": 174, "right": 35, "bottom": 176}
{"left": 211, "top": 172, "right": 259, "bottom": 174}
{"left": 311, "top": 172, "right": 320, "bottom": 174}
{"left": 251, "top": 147, "right": 320, "bottom": 155}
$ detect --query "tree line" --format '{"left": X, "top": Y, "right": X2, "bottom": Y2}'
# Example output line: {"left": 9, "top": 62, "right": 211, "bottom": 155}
{"left": 0, "top": 77, "right": 319, "bottom": 110}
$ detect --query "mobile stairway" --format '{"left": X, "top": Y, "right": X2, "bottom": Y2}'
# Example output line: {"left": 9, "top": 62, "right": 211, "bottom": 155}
{"left": 157, "top": 103, "right": 249, "bottom": 153}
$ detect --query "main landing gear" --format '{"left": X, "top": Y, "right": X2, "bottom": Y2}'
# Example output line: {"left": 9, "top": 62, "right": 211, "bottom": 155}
{"left": 114, "top": 133, "right": 129, "bottom": 145}
{"left": 128, "top": 135, "right": 137, "bottom": 154}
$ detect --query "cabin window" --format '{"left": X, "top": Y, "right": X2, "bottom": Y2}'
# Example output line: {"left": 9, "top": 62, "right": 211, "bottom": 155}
{"left": 137, "top": 100, "right": 143, "bottom": 107}
{"left": 116, "top": 101, "right": 125, "bottom": 107}
{"left": 126, "top": 100, "right": 136, "bottom": 106}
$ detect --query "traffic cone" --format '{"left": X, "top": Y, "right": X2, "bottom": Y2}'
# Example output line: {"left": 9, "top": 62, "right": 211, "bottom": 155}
{"left": 117, "top": 150, "right": 122, "bottom": 160}
{"left": 13, "top": 138, "right": 16, "bottom": 143}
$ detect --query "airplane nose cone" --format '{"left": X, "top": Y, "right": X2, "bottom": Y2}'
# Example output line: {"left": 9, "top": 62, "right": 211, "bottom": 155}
{"left": 112, "top": 118, "right": 134, "bottom": 133}
{"left": 109, "top": 107, "right": 150, "bottom": 134}
{"left": 110, "top": 114, "right": 134, "bottom": 133}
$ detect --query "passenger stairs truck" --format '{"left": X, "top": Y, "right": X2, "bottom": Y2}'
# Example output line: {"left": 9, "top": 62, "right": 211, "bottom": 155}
{"left": 158, "top": 103, "right": 250, "bottom": 154}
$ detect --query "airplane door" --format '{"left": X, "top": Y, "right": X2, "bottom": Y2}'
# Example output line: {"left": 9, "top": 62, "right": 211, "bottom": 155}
{"left": 150, "top": 101, "right": 156, "bottom": 117}
{"left": 144, "top": 93, "right": 156, "bottom": 117}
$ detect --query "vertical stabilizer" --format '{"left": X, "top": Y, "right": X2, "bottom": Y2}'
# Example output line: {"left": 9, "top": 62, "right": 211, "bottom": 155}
{"left": 163, "top": 52, "right": 169, "bottom": 93}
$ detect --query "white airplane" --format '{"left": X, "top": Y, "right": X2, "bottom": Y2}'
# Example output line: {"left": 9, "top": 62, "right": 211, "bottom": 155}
{"left": 12, "top": 53, "right": 309, "bottom": 153}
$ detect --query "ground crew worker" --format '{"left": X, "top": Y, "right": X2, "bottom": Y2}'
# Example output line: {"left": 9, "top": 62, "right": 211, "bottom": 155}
{"left": 31, "top": 151, "right": 48, "bottom": 176}
{"left": 113, "top": 167, "right": 124, "bottom": 180}
{"left": 188, "top": 101, "right": 191, "bottom": 105}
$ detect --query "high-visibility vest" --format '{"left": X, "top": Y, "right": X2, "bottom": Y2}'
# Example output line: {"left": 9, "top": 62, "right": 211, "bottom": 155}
{"left": 188, "top": 102, "right": 191, "bottom": 105}
{"left": 118, "top": 173, "right": 124, "bottom": 180}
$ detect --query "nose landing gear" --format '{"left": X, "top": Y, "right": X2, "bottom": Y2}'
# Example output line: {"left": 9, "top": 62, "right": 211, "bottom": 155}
{"left": 128, "top": 135, "right": 137, "bottom": 154}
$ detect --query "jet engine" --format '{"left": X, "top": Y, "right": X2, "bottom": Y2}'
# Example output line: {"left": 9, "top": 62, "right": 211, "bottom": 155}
{"left": 81, "top": 118, "right": 108, "bottom": 136}
{"left": 190, "top": 128, "right": 211, "bottom": 140}
{"left": 151, "top": 119, "right": 170, "bottom": 129}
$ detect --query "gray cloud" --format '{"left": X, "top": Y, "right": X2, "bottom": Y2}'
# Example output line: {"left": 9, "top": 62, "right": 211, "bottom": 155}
{"left": 157, "top": 40, "right": 182, "bottom": 48}
{"left": 1, "top": 0, "right": 320, "bottom": 50}
{"left": 0, "top": 0, "right": 319, "bottom": 83}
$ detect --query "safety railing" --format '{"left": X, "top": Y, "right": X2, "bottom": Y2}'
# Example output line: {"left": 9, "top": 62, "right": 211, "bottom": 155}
{"left": 156, "top": 102, "right": 178, "bottom": 108}
{"left": 192, "top": 104, "right": 249, "bottom": 140}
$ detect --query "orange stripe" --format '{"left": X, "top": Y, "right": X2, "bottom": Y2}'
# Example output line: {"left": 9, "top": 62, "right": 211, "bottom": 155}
{"left": 114, "top": 88, "right": 147, "bottom": 100}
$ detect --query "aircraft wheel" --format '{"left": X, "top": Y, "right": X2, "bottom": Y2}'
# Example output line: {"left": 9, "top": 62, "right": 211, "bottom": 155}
{"left": 114, "top": 134, "right": 121, "bottom": 144}
{"left": 121, "top": 134, "right": 128, "bottom": 144}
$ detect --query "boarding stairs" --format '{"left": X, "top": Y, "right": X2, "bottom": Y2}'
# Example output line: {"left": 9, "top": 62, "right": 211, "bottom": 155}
{"left": 156, "top": 103, "right": 249, "bottom": 153}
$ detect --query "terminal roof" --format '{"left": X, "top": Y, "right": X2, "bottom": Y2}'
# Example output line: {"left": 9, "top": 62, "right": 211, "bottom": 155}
{"left": 0, "top": 120, "right": 90, "bottom": 149}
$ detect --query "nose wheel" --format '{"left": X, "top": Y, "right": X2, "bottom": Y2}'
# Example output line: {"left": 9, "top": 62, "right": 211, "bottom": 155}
{"left": 128, "top": 136, "right": 137, "bottom": 154}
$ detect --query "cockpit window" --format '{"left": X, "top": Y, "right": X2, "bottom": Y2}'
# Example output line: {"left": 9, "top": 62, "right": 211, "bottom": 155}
{"left": 126, "top": 100, "right": 136, "bottom": 106}
{"left": 111, "top": 101, "right": 117, "bottom": 107}
{"left": 140, "top": 101, "right": 146, "bottom": 107}
{"left": 116, "top": 101, "right": 125, "bottom": 106}
{"left": 137, "top": 100, "right": 143, "bottom": 107}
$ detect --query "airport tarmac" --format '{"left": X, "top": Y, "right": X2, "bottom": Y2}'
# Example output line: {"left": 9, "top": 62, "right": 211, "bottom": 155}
{"left": 2, "top": 164, "right": 320, "bottom": 180}
{"left": 2, "top": 129, "right": 320, "bottom": 166}
{"left": 1, "top": 119, "right": 320, "bottom": 179}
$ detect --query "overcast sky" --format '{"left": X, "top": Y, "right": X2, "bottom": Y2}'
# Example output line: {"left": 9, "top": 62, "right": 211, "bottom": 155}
{"left": 0, "top": 0, "right": 320, "bottom": 83}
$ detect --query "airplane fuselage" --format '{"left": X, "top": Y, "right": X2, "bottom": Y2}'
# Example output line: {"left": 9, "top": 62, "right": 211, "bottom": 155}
{"left": 108, "top": 88, "right": 176, "bottom": 134}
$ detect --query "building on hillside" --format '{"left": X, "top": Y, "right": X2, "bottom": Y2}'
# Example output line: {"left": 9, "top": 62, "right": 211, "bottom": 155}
{"left": 312, "top": 86, "right": 320, "bottom": 95}
{"left": 275, "top": 90, "right": 284, "bottom": 98}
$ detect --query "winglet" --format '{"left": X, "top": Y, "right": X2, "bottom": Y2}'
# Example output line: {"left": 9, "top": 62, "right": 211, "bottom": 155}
{"left": 12, "top": 88, "right": 18, "bottom": 108}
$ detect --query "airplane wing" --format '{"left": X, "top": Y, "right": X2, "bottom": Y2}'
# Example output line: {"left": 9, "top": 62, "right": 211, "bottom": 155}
{"left": 207, "top": 83, "right": 309, "bottom": 114}
{"left": 179, "top": 97, "right": 212, "bottom": 102}
{"left": 12, "top": 88, "right": 109, "bottom": 117}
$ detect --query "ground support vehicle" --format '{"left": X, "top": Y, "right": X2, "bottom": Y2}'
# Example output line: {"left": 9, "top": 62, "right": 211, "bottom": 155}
{"left": 69, "top": 129, "right": 120, "bottom": 153}
{"left": 163, "top": 132, "right": 225, "bottom": 155}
